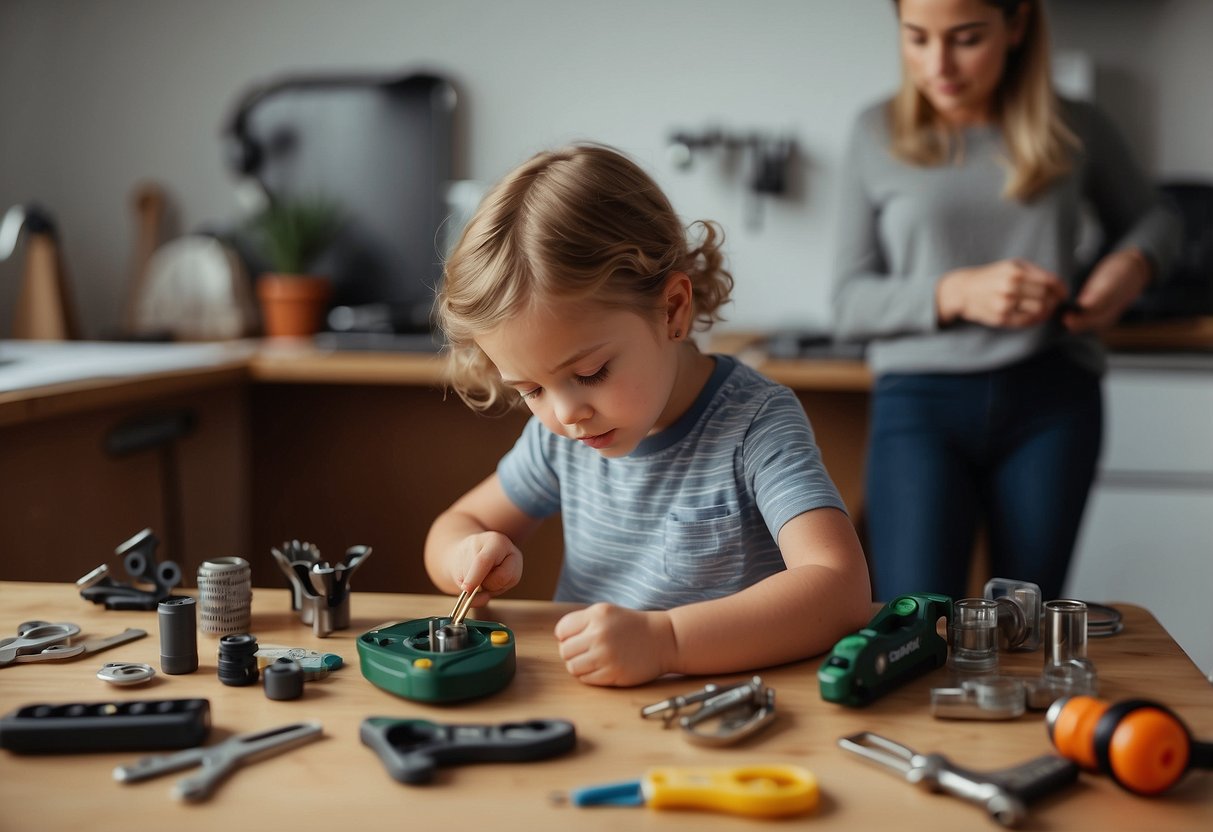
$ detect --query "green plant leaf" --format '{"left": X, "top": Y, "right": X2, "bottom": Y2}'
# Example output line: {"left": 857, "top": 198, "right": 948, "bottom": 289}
{"left": 250, "top": 195, "right": 344, "bottom": 274}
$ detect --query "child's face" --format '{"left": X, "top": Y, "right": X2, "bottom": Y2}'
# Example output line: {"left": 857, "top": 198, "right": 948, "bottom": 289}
{"left": 477, "top": 299, "right": 682, "bottom": 458}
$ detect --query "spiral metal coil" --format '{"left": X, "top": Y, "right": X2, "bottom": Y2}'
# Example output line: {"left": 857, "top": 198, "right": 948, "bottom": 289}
{"left": 197, "top": 557, "right": 253, "bottom": 636}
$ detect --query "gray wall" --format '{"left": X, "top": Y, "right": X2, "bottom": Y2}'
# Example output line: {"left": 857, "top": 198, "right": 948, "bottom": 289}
{"left": 1, "top": 0, "right": 1210, "bottom": 338}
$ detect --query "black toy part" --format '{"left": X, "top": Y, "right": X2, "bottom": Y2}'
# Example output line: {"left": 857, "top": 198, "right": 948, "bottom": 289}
{"left": 157, "top": 596, "right": 198, "bottom": 675}
{"left": 264, "top": 658, "right": 304, "bottom": 701}
{"left": 360, "top": 717, "right": 576, "bottom": 784}
{"left": 80, "top": 529, "right": 183, "bottom": 610}
{"left": 0, "top": 698, "right": 210, "bottom": 754}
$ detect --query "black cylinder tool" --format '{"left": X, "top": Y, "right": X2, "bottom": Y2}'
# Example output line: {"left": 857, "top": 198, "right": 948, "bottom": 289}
{"left": 158, "top": 596, "right": 198, "bottom": 675}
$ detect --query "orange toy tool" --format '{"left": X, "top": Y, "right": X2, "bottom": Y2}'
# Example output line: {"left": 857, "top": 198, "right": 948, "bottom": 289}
{"left": 1046, "top": 695, "right": 1213, "bottom": 795}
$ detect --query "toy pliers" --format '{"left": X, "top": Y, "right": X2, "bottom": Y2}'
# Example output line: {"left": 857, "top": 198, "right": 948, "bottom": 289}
{"left": 114, "top": 721, "right": 322, "bottom": 801}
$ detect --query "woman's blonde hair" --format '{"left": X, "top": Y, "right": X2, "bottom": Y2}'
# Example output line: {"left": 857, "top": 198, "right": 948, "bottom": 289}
{"left": 888, "top": 0, "right": 1079, "bottom": 200}
{"left": 437, "top": 144, "right": 733, "bottom": 412}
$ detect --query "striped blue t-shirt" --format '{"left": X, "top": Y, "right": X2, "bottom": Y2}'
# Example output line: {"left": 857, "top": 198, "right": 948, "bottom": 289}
{"left": 497, "top": 355, "right": 846, "bottom": 610}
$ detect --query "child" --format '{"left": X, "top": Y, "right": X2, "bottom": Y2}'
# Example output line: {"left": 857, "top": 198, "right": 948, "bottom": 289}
{"left": 426, "top": 144, "right": 871, "bottom": 687}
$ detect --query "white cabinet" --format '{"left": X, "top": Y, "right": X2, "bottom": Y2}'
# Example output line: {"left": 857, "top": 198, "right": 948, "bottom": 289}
{"left": 1065, "top": 358, "right": 1213, "bottom": 677}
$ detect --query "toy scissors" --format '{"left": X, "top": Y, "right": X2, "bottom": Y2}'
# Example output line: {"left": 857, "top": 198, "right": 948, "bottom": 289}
{"left": 570, "top": 764, "right": 819, "bottom": 819}
{"left": 0, "top": 621, "right": 82, "bottom": 666}
{"left": 0, "top": 620, "right": 146, "bottom": 667}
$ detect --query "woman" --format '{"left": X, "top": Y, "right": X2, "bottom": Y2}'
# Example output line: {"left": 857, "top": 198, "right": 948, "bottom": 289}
{"left": 832, "top": 0, "right": 1180, "bottom": 601}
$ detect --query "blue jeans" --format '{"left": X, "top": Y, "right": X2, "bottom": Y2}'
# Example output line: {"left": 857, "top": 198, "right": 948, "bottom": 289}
{"left": 865, "top": 350, "right": 1103, "bottom": 602}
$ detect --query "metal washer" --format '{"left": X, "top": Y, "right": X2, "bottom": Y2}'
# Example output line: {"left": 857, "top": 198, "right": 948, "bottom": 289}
{"left": 1083, "top": 602, "right": 1125, "bottom": 638}
{"left": 97, "top": 661, "right": 156, "bottom": 686}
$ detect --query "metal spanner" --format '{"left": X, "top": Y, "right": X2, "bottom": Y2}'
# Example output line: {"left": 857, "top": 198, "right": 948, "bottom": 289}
{"left": 114, "top": 721, "right": 323, "bottom": 801}
{"left": 838, "top": 731, "right": 1078, "bottom": 827}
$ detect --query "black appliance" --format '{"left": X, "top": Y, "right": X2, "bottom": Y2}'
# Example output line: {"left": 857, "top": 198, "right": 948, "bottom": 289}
{"left": 222, "top": 71, "right": 457, "bottom": 336}
{"left": 1125, "top": 181, "right": 1213, "bottom": 321}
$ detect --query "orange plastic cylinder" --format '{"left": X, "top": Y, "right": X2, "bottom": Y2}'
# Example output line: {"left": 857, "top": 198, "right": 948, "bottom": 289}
{"left": 1051, "top": 696, "right": 1106, "bottom": 771}
{"left": 1107, "top": 708, "right": 1190, "bottom": 795}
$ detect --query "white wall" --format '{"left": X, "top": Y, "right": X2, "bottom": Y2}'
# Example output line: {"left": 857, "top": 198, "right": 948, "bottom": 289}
{"left": 2, "top": 0, "right": 1210, "bottom": 339}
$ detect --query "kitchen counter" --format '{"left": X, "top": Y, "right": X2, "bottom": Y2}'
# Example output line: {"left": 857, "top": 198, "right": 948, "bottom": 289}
{"left": 1, "top": 320, "right": 1208, "bottom": 601}
{"left": 1100, "top": 315, "right": 1213, "bottom": 352}
{"left": 5, "top": 316, "right": 1210, "bottom": 413}
{"left": 0, "top": 340, "right": 251, "bottom": 428}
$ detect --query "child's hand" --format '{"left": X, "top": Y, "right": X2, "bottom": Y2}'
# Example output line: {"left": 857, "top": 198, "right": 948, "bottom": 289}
{"left": 554, "top": 603, "right": 675, "bottom": 686}
{"left": 453, "top": 531, "right": 522, "bottom": 605}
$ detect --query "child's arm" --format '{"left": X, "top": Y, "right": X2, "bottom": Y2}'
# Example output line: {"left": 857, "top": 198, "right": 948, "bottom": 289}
{"left": 424, "top": 473, "right": 543, "bottom": 605}
{"left": 554, "top": 506, "right": 871, "bottom": 686}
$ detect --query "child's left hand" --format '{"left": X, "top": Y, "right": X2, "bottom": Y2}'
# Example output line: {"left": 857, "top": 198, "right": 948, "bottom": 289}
{"left": 554, "top": 603, "right": 675, "bottom": 687}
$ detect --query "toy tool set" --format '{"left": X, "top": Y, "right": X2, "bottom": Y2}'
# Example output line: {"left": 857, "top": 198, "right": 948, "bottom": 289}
{"left": 2, "top": 548, "right": 1204, "bottom": 827}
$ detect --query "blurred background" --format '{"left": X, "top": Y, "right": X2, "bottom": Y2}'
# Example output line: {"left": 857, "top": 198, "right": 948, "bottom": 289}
{"left": 1, "top": 0, "right": 1210, "bottom": 338}
{"left": 0, "top": 1, "right": 1210, "bottom": 673}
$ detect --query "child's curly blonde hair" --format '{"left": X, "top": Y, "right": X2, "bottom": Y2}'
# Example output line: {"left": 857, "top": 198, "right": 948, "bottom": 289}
{"left": 437, "top": 144, "right": 733, "bottom": 412}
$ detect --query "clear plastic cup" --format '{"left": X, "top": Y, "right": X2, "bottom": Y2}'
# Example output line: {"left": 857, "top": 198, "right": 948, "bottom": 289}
{"left": 948, "top": 598, "right": 1000, "bottom": 675}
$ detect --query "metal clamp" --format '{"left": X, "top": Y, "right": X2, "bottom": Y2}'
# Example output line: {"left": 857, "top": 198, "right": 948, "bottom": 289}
{"left": 641, "top": 676, "right": 776, "bottom": 746}
{"left": 78, "top": 529, "right": 183, "bottom": 611}
{"left": 270, "top": 541, "right": 372, "bottom": 637}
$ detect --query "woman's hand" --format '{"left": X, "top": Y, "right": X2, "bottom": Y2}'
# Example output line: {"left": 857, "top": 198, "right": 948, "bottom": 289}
{"left": 554, "top": 603, "right": 676, "bottom": 686}
{"left": 937, "top": 259, "right": 1068, "bottom": 328}
{"left": 1063, "top": 248, "right": 1153, "bottom": 333}
{"left": 450, "top": 531, "right": 523, "bottom": 606}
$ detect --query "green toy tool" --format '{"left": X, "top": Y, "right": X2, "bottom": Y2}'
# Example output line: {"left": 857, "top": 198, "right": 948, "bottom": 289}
{"left": 818, "top": 593, "right": 952, "bottom": 707}
{"left": 358, "top": 616, "right": 516, "bottom": 703}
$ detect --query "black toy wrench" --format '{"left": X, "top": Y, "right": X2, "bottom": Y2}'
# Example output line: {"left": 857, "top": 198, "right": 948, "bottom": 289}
{"left": 360, "top": 717, "right": 576, "bottom": 784}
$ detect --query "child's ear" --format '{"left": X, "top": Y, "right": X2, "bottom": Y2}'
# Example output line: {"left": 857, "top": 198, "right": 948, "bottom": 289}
{"left": 663, "top": 272, "right": 693, "bottom": 338}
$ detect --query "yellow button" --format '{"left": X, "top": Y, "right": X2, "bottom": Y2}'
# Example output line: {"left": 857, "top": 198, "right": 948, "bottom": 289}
{"left": 490, "top": 631, "right": 510, "bottom": 646}
{"left": 413, "top": 658, "right": 433, "bottom": 669}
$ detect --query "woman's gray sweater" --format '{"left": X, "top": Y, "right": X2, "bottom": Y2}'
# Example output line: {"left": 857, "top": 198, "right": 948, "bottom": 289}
{"left": 831, "top": 98, "right": 1180, "bottom": 377}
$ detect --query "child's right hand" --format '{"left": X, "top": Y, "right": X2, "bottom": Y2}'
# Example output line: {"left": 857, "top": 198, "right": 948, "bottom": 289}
{"left": 452, "top": 531, "right": 523, "bottom": 605}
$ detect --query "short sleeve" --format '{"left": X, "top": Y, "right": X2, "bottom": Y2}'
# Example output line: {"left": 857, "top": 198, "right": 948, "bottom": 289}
{"left": 496, "top": 416, "right": 562, "bottom": 519}
{"left": 742, "top": 388, "right": 848, "bottom": 540}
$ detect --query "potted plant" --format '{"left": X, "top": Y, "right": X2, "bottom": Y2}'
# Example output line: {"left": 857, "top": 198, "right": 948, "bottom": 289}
{"left": 250, "top": 195, "right": 343, "bottom": 338}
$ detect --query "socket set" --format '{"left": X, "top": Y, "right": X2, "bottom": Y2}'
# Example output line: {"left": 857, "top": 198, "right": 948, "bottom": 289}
{"left": 0, "top": 698, "right": 211, "bottom": 753}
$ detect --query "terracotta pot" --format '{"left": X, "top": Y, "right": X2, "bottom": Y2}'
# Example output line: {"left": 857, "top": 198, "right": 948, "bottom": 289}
{"left": 256, "top": 273, "right": 332, "bottom": 338}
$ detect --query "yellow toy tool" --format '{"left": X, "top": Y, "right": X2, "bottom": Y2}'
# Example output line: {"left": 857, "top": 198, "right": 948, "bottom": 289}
{"left": 569, "top": 764, "right": 819, "bottom": 819}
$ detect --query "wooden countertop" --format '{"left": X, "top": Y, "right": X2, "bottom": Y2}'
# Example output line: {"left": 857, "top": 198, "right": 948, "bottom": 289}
{"left": 0, "top": 340, "right": 871, "bottom": 428}
{"left": 249, "top": 345, "right": 878, "bottom": 391}
{"left": 2, "top": 317, "right": 1210, "bottom": 427}
{"left": 0, "top": 363, "right": 248, "bottom": 429}
{"left": 0, "top": 581, "right": 1209, "bottom": 830}
{"left": 1100, "top": 316, "right": 1213, "bottom": 351}
{"left": 248, "top": 339, "right": 448, "bottom": 386}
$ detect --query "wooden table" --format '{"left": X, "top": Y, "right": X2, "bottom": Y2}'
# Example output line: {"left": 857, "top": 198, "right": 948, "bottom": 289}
{"left": 1, "top": 583, "right": 1210, "bottom": 831}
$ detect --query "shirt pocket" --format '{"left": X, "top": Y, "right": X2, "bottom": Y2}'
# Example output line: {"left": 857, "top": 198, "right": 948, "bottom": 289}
{"left": 662, "top": 504, "right": 743, "bottom": 589}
